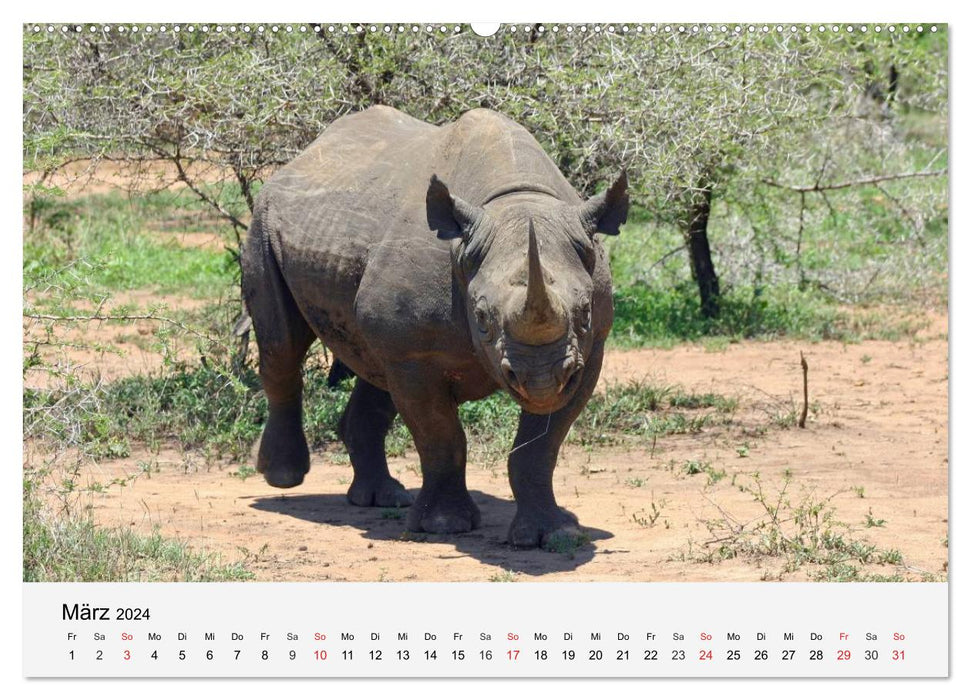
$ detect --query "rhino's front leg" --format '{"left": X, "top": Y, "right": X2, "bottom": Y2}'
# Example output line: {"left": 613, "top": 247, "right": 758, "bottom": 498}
{"left": 506, "top": 342, "right": 604, "bottom": 548}
{"left": 389, "top": 366, "right": 481, "bottom": 534}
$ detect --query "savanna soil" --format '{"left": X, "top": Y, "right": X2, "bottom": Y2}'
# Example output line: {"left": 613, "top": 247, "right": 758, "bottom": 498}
{"left": 43, "top": 313, "right": 948, "bottom": 582}
{"left": 25, "top": 158, "right": 237, "bottom": 197}
{"left": 23, "top": 289, "right": 211, "bottom": 389}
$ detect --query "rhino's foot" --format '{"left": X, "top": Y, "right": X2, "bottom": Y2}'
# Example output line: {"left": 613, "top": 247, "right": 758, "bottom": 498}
{"left": 507, "top": 508, "right": 585, "bottom": 550}
{"left": 406, "top": 491, "right": 481, "bottom": 534}
{"left": 256, "top": 441, "right": 309, "bottom": 489}
{"left": 256, "top": 408, "right": 310, "bottom": 489}
{"left": 258, "top": 461, "right": 309, "bottom": 489}
{"left": 347, "top": 477, "right": 414, "bottom": 508}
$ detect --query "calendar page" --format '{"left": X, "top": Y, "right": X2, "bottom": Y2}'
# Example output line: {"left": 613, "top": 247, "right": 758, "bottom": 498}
{"left": 21, "top": 16, "right": 949, "bottom": 681}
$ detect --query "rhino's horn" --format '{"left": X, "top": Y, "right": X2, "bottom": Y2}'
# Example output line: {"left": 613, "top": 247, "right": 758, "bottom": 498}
{"left": 524, "top": 220, "right": 555, "bottom": 324}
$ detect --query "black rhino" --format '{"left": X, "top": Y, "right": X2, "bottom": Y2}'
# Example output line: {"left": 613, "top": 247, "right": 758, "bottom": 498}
{"left": 241, "top": 106, "right": 628, "bottom": 548}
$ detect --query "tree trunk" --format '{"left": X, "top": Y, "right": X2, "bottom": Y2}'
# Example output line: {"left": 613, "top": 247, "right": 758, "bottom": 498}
{"left": 685, "top": 186, "right": 720, "bottom": 318}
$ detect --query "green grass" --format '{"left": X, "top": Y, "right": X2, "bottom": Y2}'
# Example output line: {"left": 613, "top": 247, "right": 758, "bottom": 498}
{"left": 25, "top": 362, "right": 266, "bottom": 460}
{"left": 613, "top": 281, "right": 801, "bottom": 345}
{"left": 488, "top": 569, "right": 518, "bottom": 582}
{"left": 607, "top": 277, "right": 913, "bottom": 347}
{"left": 686, "top": 473, "right": 916, "bottom": 580}
{"left": 23, "top": 474, "right": 252, "bottom": 582}
{"left": 25, "top": 359, "right": 741, "bottom": 465}
{"left": 24, "top": 190, "right": 236, "bottom": 298}
{"left": 811, "top": 564, "right": 906, "bottom": 583}
{"left": 229, "top": 465, "right": 258, "bottom": 480}
{"left": 864, "top": 509, "right": 887, "bottom": 528}
{"left": 680, "top": 459, "right": 727, "bottom": 485}
{"left": 543, "top": 531, "right": 591, "bottom": 557}
{"left": 669, "top": 391, "right": 738, "bottom": 412}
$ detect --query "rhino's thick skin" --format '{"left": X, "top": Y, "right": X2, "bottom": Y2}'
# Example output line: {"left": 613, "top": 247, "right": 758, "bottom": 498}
{"left": 242, "top": 106, "right": 628, "bottom": 548}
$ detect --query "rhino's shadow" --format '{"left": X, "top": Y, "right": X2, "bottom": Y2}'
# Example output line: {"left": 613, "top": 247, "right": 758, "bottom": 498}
{"left": 249, "top": 490, "right": 613, "bottom": 577}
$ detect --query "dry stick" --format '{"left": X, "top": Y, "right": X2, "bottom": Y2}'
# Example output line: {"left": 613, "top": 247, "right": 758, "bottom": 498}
{"left": 795, "top": 190, "right": 806, "bottom": 286}
{"left": 762, "top": 168, "right": 948, "bottom": 193}
{"left": 23, "top": 310, "right": 215, "bottom": 343}
{"left": 646, "top": 244, "right": 687, "bottom": 274}
{"left": 798, "top": 352, "right": 809, "bottom": 429}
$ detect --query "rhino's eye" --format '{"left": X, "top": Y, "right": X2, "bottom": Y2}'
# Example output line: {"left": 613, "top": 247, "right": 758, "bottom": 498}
{"left": 474, "top": 302, "right": 494, "bottom": 339}
{"left": 577, "top": 302, "right": 592, "bottom": 333}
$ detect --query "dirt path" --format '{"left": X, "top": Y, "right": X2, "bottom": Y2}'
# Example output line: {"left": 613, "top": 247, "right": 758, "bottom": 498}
{"left": 57, "top": 316, "right": 948, "bottom": 582}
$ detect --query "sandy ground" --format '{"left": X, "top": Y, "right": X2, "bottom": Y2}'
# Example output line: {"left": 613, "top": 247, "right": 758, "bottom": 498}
{"left": 40, "top": 314, "right": 948, "bottom": 583}
{"left": 25, "top": 158, "right": 239, "bottom": 197}
{"left": 23, "top": 289, "right": 212, "bottom": 388}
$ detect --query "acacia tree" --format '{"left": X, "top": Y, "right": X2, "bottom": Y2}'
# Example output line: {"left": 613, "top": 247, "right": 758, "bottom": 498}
{"left": 521, "top": 27, "right": 947, "bottom": 316}
{"left": 24, "top": 23, "right": 947, "bottom": 322}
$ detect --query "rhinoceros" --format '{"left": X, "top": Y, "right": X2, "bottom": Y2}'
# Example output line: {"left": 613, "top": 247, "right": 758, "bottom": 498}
{"left": 241, "top": 106, "right": 628, "bottom": 548}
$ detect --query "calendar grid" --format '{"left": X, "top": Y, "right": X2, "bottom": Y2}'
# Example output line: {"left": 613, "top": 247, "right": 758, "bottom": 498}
{"left": 23, "top": 582, "right": 948, "bottom": 678}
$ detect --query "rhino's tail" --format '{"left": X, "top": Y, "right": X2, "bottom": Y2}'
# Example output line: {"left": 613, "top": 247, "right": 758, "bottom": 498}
{"left": 327, "top": 358, "right": 356, "bottom": 388}
{"left": 232, "top": 309, "right": 253, "bottom": 337}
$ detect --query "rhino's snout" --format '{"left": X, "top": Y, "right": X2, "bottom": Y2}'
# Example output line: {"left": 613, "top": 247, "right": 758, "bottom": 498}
{"left": 501, "top": 353, "right": 581, "bottom": 407}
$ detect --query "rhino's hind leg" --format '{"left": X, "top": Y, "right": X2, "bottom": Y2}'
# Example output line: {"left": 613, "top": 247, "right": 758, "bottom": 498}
{"left": 253, "top": 331, "right": 315, "bottom": 489}
{"left": 340, "top": 378, "right": 414, "bottom": 508}
{"left": 389, "top": 369, "right": 480, "bottom": 534}
{"left": 243, "top": 215, "right": 316, "bottom": 489}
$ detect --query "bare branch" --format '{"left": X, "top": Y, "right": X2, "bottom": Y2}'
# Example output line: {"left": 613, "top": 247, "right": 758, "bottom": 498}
{"left": 763, "top": 169, "right": 948, "bottom": 193}
{"left": 24, "top": 310, "right": 215, "bottom": 343}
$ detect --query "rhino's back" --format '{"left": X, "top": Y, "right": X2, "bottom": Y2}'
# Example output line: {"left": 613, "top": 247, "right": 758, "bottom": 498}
{"left": 267, "top": 106, "right": 438, "bottom": 249}
{"left": 265, "top": 106, "right": 578, "bottom": 252}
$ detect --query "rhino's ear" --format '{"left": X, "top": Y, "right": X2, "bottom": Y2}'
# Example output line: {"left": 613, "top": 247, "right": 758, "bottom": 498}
{"left": 579, "top": 171, "right": 629, "bottom": 237}
{"left": 426, "top": 175, "right": 485, "bottom": 241}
